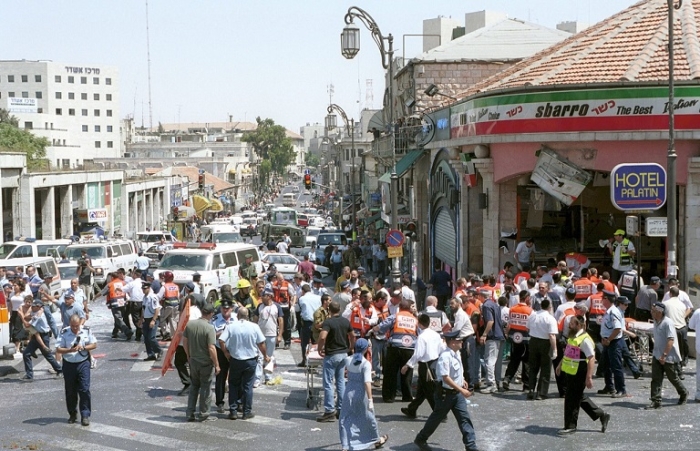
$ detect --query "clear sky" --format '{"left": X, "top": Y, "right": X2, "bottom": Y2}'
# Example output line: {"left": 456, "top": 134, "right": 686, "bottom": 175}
{"left": 2, "top": 0, "right": 640, "bottom": 132}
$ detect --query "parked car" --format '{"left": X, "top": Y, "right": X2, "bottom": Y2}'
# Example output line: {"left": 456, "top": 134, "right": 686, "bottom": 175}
{"left": 305, "top": 227, "right": 322, "bottom": 247}
{"left": 240, "top": 217, "right": 261, "bottom": 237}
{"left": 57, "top": 262, "right": 81, "bottom": 291}
{"left": 261, "top": 252, "right": 329, "bottom": 280}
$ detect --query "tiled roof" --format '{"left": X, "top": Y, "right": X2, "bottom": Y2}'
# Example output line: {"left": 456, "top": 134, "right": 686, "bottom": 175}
{"left": 455, "top": 0, "right": 700, "bottom": 99}
{"left": 414, "top": 18, "right": 570, "bottom": 63}
{"left": 152, "top": 166, "right": 234, "bottom": 193}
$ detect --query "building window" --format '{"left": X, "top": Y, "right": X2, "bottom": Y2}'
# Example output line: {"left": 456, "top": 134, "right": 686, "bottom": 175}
{"left": 7, "top": 75, "right": 14, "bottom": 82}
{"left": 24, "top": 122, "right": 33, "bottom": 129}
{"left": 94, "top": 109, "right": 100, "bottom": 117}
{"left": 21, "top": 75, "right": 28, "bottom": 82}
{"left": 82, "top": 125, "right": 88, "bottom": 132}
{"left": 37, "top": 108, "right": 42, "bottom": 113}
{"left": 95, "top": 125, "right": 101, "bottom": 132}
{"left": 107, "top": 141, "right": 113, "bottom": 148}
{"left": 93, "top": 77, "right": 99, "bottom": 85}
{"left": 107, "top": 125, "right": 113, "bottom": 132}
{"left": 35, "top": 91, "right": 42, "bottom": 99}
{"left": 68, "top": 76, "right": 74, "bottom": 83}
{"left": 82, "top": 109, "right": 88, "bottom": 116}
{"left": 93, "top": 93, "right": 99, "bottom": 101}
{"left": 80, "top": 77, "right": 87, "bottom": 84}
{"left": 95, "top": 141, "right": 101, "bottom": 148}
{"left": 21, "top": 92, "right": 28, "bottom": 98}
{"left": 106, "top": 94, "right": 112, "bottom": 101}
{"left": 61, "top": 159, "right": 70, "bottom": 168}
{"left": 68, "top": 108, "right": 75, "bottom": 116}
{"left": 106, "top": 78, "right": 112, "bottom": 85}
{"left": 106, "top": 109, "right": 112, "bottom": 117}
{"left": 68, "top": 92, "right": 74, "bottom": 100}
{"left": 8, "top": 92, "right": 15, "bottom": 97}
{"left": 55, "top": 75, "right": 61, "bottom": 83}
{"left": 35, "top": 75, "right": 41, "bottom": 82}
{"left": 55, "top": 108, "right": 62, "bottom": 115}
{"left": 55, "top": 92, "right": 62, "bottom": 99}
{"left": 81, "top": 93, "right": 87, "bottom": 100}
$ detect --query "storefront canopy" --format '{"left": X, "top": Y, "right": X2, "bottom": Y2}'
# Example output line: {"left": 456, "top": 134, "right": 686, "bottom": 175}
{"left": 378, "top": 149, "right": 425, "bottom": 183}
{"left": 192, "top": 195, "right": 211, "bottom": 214}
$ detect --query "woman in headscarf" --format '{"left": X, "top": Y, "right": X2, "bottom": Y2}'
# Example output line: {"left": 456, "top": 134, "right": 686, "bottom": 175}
{"left": 339, "top": 338, "right": 389, "bottom": 451}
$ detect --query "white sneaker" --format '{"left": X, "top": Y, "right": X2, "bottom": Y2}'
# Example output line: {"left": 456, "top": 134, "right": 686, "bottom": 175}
{"left": 480, "top": 385, "right": 497, "bottom": 394}
{"left": 253, "top": 380, "right": 261, "bottom": 388}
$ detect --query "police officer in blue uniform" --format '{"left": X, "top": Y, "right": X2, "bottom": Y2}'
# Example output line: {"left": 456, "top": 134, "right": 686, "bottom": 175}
{"left": 211, "top": 298, "right": 237, "bottom": 413}
{"left": 57, "top": 313, "right": 97, "bottom": 426}
{"left": 22, "top": 299, "right": 63, "bottom": 381}
{"left": 414, "top": 329, "right": 480, "bottom": 451}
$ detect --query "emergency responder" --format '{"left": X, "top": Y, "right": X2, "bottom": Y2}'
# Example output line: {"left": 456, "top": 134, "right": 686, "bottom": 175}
{"left": 160, "top": 271, "right": 180, "bottom": 341}
{"left": 343, "top": 290, "right": 378, "bottom": 338}
{"left": 421, "top": 296, "right": 450, "bottom": 333}
{"left": 103, "top": 271, "right": 132, "bottom": 340}
{"left": 239, "top": 253, "right": 258, "bottom": 282}
{"left": 272, "top": 272, "right": 295, "bottom": 349}
{"left": 211, "top": 298, "right": 237, "bottom": 413}
{"left": 618, "top": 266, "right": 641, "bottom": 318}
{"left": 139, "top": 281, "right": 161, "bottom": 361}
{"left": 503, "top": 290, "right": 533, "bottom": 391}
{"left": 608, "top": 230, "right": 635, "bottom": 283}
{"left": 234, "top": 279, "right": 255, "bottom": 310}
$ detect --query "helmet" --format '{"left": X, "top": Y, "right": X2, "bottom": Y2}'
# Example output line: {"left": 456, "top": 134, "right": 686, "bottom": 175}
{"left": 237, "top": 279, "right": 252, "bottom": 289}
{"left": 162, "top": 271, "right": 174, "bottom": 282}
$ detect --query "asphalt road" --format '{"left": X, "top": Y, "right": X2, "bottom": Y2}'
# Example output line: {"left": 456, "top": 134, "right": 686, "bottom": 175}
{"left": 2, "top": 298, "right": 700, "bottom": 451}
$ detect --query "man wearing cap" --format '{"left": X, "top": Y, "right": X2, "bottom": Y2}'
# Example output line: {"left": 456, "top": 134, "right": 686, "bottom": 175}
{"left": 256, "top": 287, "right": 283, "bottom": 386}
{"left": 22, "top": 299, "right": 63, "bottom": 380}
{"left": 646, "top": 302, "right": 688, "bottom": 409}
{"left": 312, "top": 277, "right": 328, "bottom": 297}
{"left": 239, "top": 254, "right": 258, "bottom": 282}
{"left": 139, "top": 282, "right": 161, "bottom": 361}
{"left": 636, "top": 276, "right": 659, "bottom": 322}
{"left": 598, "top": 290, "right": 627, "bottom": 397}
{"left": 182, "top": 302, "right": 219, "bottom": 422}
{"left": 608, "top": 230, "right": 635, "bottom": 283}
{"left": 211, "top": 298, "right": 236, "bottom": 412}
{"left": 333, "top": 280, "right": 352, "bottom": 313}
{"left": 414, "top": 329, "right": 479, "bottom": 451}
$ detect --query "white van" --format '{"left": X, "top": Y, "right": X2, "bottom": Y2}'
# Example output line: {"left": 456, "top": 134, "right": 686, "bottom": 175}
{"left": 64, "top": 239, "right": 138, "bottom": 285}
{"left": 200, "top": 224, "right": 243, "bottom": 243}
{"left": 135, "top": 231, "right": 179, "bottom": 252}
{"left": 154, "top": 242, "right": 263, "bottom": 304}
{"left": 0, "top": 238, "right": 71, "bottom": 264}
{"left": 1, "top": 256, "right": 62, "bottom": 297}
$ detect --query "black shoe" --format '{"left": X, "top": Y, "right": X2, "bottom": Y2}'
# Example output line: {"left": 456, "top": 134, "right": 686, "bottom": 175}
{"left": 217, "top": 404, "right": 226, "bottom": 414}
{"left": 81, "top": 417, "right": 90, "bottom": 426}
{"left": 526, "top": 391, "right": 535, "bottom": 400}
{"left": 31, "top": 352, "right": 38, "bottom": 359}
{"left": 557, "top": 428, "right": 576, "bottom": 435}
{"left": 126, "top": 332, "right": 134, "bottom": 341}
{"left": 284, "top": 344, "right": 290, "bottom": 350}
{"left": 502, "top": 379, "right": 510, "bottom": 391}
{"left": 111, "top": 335, "right": 118, "bottom": 339}
{"left": 228, "top": 412, "right": 238, "bottom": 420}
{"left": 20, "top": 375, "right": 33, "bottom": 382}
{"left": 187, "top": 415, "right": 196, "bottom": 422}
{"left": 143, "top": 355, "right": 157, "bottom": 361}
{"left": 383, "top": 398, "right": 395, "bottom": 403}
{"left": 241, "top": 413, "right": 255, "bottom": 420}
{"left": 633, "top": 372, "right": 642, "bottom": 379}
{"left": 679, "top": 392, "right": 688, "bottom": 405}
{"left": 413, "top": 438, "right": 432, "bottom": 451}
{"left": 600, "top": 412, "right": 610, "bottom": 433}
{"left": 68, "top": 413, "right": 77, "bottom": 424}
{"left": 597, "top": 388, "right": 615, "bottom": 395}
{"left": 297, "top": 361, "right": 306, "bottom": 367}
{"left": 644, "top": 402, "right": 661, "bottom": 410}
{"left": 316, "top": 411, "right": 336, "bottom": 422}
{"left": 401, "top": 407, "right": 417, "bottom": 418}
{"left": 178, "top": 385, "right": 190, "bottom": 396}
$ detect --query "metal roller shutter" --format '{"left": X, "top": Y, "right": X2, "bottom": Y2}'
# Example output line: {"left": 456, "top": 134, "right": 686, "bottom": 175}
{"left": 433, "top": 208, "right": 456, "bottom": 267}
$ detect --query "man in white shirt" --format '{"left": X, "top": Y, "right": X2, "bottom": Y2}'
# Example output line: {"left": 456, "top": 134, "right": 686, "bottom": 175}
{"left": 662, "top": 278, "right": 694, "bottom": 310}
{"left": 135, "top": 251, "right": 151, "bottom": 278}
{"left": 555, "top": 287, "right": 578, "bottom": 322}
{"left": 276, "top": 240, "right": 289, "bottom": 254}
{"left": 401, "top": 277, "right": 416, "bottom": 305}
{"left": 400, "top": 313, "right": 445, "bottom": 418}
{"left": 123, "top": 269, "right": 145, "bottom": 342}
{"left": 514, "top": 238, "right": 536, "bottom": 270}
{"left": 526, "top": 298, "right": 558, "bottom": 400}
{"left": 451, "top": 297, "right": 478, "bottom": 391}
{"left": 663, "top": 286, "right": 693, "bottom": 370}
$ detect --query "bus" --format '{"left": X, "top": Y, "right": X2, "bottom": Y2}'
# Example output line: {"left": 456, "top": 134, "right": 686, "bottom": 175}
{"left": 270, "top": 207, "right": 298, "bottom": 226}
{"left": 282, "top": 192, "right": 297, "bottom": 207}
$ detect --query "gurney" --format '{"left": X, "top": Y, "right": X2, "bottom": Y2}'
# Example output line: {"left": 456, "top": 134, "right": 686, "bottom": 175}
{"left": 627, "top": 319, "right": 654, "bottom": 366}
{"left": 305, "top": 345, "right": 323, "bottom": 409}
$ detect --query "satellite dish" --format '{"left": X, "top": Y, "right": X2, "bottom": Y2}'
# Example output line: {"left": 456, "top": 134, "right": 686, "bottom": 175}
{"left": 368, "top": 110, "right": 385, "bottom": 133}
{"left": 412, "top": 114, "right": 436, "bottom": 147}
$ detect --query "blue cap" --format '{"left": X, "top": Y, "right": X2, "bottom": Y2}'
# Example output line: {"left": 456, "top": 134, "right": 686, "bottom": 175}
{"left": 263, "top": 288, "right": 274, "bottom": 297}
{"left": 150, "top": 280, "right": 162, "bottom": 292}
{"left": 185, "top": 281, "right": 195, "bottom": 291}
{"left": 443, "top": 330, "right": 463, "bottom": 340}
{"left": 602, "top": 290, "right": 617, "bottom": 299}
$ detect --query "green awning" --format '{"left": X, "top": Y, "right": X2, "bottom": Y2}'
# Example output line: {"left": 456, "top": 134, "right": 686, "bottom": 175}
{"left": 363, "top": 212, "right": 383, "bottom": 225}
{"left": 378, "top": 149, "right": 426, "bottom": 183}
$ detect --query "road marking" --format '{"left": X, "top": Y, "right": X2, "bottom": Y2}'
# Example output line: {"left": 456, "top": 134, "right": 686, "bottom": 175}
{"left": 130, "top": 352, "right": 156, "bottom": 371}
{"left": 153, "top": 400, "right": 296, "bottom": 428}
{"left": 90, "top": 422, "right": 220, "bottom": 450}
{"left": 274, "top": 349, "right": 296, "bottom": 365}
{"left": 112, "top": 410, "right": 257, "bottom": 441}
{"left": 30, "top": 433, "right": 125, "bottom": 451}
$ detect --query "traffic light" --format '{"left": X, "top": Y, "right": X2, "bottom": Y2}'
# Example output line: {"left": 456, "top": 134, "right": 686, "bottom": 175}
{"left": 198, "top": 173, "right": 205, "bottom": 190}
{"left": 304, "top": 174, "right": 312, "bottom": 190}
{"left": 172, "top": 206, "right": 179, "bottom": 218}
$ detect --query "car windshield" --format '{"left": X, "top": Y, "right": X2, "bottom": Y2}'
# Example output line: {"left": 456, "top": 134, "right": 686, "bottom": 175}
{"left": 265, "top": 255, "right": 296, "bottom": 265}
{"left": 307, "top": 229, "right": 320, "bottom": 237}
{"left": 212, "top": 233, "right": 242, "bottom": 243}
{"left": 66, "top": 246, "right": 106, "bottom": 259}
{"left": 0, "top": 244, "right": 17, "bottom": 259}
{"left": 317, "top": 234, "right": 343, "bottom": 246}
{"left": 158, "top": 253, "right": 210, "bottom": 271}
{"left": 137, "top": 234, "right": 164, "bottom": 242}
{"left": 58, "top": 266, "right": 79, "bottom": 280}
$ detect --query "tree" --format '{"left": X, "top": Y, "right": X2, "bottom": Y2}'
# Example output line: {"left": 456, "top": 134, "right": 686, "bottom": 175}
{"left": 305, "top": 152, "right": 320, "bottom": 168}
{"left": 0, "top": 110, "right": 49, "bottom": 171}
{"left": 0, "top": 108, "right": 19, "bottom": 127}
{"left": 242, "top": 117, "right": 296, "bottom": 186}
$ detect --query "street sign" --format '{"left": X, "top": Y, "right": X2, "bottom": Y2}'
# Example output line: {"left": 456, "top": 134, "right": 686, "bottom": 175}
{"left": 610, "top": 163, "right": 666, "bottom": 211}
{"left": 304, "top": 169, "right": 310, "bottom": 175}
{"left": 645, "top": 217, "right": 667, "bottom": 237}
{"left": 387, "top": 246, "right": 403, "bottom": 258}
{"left": 386, "top": 229, "right": 405, "bottom": 247}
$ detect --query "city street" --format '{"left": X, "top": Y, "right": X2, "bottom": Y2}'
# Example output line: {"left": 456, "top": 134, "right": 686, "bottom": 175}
{"left": 2, "top": 298, "right": 700, "bottom": 451}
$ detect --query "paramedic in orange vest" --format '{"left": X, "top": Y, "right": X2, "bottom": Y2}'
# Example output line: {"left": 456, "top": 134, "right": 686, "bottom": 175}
{"left": 555, "top": 315, "right": 609, "bottom": 435}
{"left": 373, "top": 299, "right": 418, "bottom": 403}
{"left": 503, "top": 290, "right": 534, "bottom": 392}
{"left": 586, "top": 282, "right": 607, "bottom": 343}
{"left": 572, "top": 268, "right": 597, "bottom": 303}
{"left": 272, "top": 272, "right": 295, "bottom": 349}
{"left": 343, "top": 290, "right": 378, "bottom": 338}
{"left": 160, "top": 271, "right": 181, "bottom": 341}
{"left": 104, "top": 271, "right": 133, "bottom": 340}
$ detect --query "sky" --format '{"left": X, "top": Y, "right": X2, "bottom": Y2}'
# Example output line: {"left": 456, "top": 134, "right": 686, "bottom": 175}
{"left": 1, "top": 0, "right": 641, "bottom": 132}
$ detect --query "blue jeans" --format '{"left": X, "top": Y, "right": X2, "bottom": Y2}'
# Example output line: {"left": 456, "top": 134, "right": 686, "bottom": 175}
{"left": 23, "top": 332, "right": 62, "bottom": 379}
{"left": 256, "top": 336, "right": 276, "bottom": 383}
{"left": 371, "top": 338, "right": 387, "bottom": 381}
{"left": 322, "top": 352, "right": 347, "bottom": 413}
{"left": 416, "top": 389, "right": 478, "bottom": 450}
{"left": 604, "top": 338, "right": 626, "bottom": 394}
{"left": 229, "top": 357, "right": 257, "bottom": 415}
{"left": 142, "top": 318, "right": 161, "bottom": 357}
{"left": 44, "top": 305, "right": 59, "bottom": 339}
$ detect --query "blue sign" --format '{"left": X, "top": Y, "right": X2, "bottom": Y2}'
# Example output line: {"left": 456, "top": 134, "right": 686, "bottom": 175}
{"left": 386, "top": 229, "right": 404, "bottom": 247}
{"left": 304, "top": 169, "right": 310, "bottom": 175}
{"left": 610, "top": 163, "right": 666, "bottom": 211}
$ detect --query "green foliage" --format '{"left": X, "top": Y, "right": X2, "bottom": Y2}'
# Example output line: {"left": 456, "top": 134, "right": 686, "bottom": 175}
{"left": 305, "top": 152, "right": 320, "bottom": 168}
{"left": 0, "top": 108, "right": 19, "bottom": 127}
{"left": 0, "top": 121, "right": 50, "bottom": 170}
{"left": 242, "top": 117, "right": 296, "bottom": 185}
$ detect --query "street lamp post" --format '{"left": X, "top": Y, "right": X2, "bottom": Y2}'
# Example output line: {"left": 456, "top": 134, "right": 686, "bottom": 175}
{"left": 341, "top": 6, "right": 400, "bottom": 286}
{"left": 326, "top": 103, "right": 356, "bottom": 239}
{"left": 667, "top": 0, "right": 681, "bottom": 278}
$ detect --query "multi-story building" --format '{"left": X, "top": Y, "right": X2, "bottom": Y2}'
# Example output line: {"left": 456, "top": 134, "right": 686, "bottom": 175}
{"left": 0, "top": 60, "right": 120, "bottom": 167}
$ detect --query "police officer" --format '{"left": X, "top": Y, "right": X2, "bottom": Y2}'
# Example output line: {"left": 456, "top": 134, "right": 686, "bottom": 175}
{"left": 140, "top": 281, "right": 162, "bottom": 361}
{"left": 22, "top": 299, "right": 63, "bottom": 380}
{"left": 598, "top": 290, "right": 627, "bottom": 397}
{"left": 414, "top": 330, "right": 479, "bottom": 451}
{"left": 56, "top": 313, "right": 97, "bottom": 426}
{"left": 211, "top": 298, "right": 237, "bottom": 413}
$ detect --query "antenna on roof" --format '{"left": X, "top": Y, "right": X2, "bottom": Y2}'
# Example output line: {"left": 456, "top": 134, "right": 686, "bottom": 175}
{"left": 145, "top": 0, "right": 154, "bottom": 131}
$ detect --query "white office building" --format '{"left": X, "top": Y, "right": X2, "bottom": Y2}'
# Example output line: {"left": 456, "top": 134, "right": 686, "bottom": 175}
{"left": 0, "top": 60, "right": 120, "bottom": 167}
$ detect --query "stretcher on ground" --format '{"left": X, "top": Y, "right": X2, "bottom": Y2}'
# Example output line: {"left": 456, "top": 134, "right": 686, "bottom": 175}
{"left": 627, "top": 319, "right": 654, "bottom": 366}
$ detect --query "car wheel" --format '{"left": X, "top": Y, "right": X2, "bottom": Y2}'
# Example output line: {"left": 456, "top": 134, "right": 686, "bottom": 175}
{"left": 206, "top": 290, "right": 218, "bottom": 305}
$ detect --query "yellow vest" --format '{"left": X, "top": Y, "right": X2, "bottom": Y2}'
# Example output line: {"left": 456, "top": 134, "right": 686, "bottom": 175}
{"left": 561, "top": 332, "right": 591, "bottom": 375}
